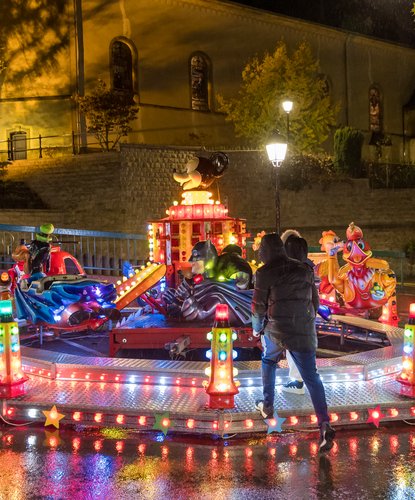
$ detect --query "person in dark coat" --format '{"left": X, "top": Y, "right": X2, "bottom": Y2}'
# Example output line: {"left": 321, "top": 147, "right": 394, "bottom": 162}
{"left": 251, "top": 232, "right": 335, "bottom": 452}
{"left": 281, "top": 232, "right": 315, "bottom": 394}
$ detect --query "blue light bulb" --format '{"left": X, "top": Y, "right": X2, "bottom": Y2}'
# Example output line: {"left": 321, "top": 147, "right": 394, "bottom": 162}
{"left": 219, "top": 351, "right": 227, "bottom": 361}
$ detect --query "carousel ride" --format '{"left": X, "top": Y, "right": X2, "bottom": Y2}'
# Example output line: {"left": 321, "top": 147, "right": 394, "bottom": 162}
{"left": 0, "top": 153, "right": 412, "bottom": 437}
{"left": 1, "top": 224, "right": 120, "bottom": 334}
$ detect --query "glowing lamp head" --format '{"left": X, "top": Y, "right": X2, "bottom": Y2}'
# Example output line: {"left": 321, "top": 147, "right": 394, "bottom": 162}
{"left": 266, "top": 131, "right": 287, "bottom": 167}
{"left": 193, "top": 274, "right": 204, "bottom": 284}
{"left": 219, "top": 333, "right": 227, "bottom": 343}
{"left": 405, "top": 328, "right": 413, "bottom": 338}
{"left": 282, "top": 100, "right": 293, "bottom": 113}
{"left": 215, "top": 304, "right": 229, "bottom": 322}
{"left": 0, "top": 300, "right": 13, "bottom": 318}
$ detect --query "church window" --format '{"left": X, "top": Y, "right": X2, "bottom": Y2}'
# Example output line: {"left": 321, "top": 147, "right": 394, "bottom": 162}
{"left": 190, "top": 53, "right": 210, "bottom": 111}
{"left": 369, "top": 86, "right": 382, "bottom": 133}
{"left": 111, "top": 40, "right": 133, "bottom": 95}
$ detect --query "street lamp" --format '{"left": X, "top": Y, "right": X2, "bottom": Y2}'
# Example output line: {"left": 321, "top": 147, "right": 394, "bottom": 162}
{"left": 282, "top": 100, "right": 293, "bottom": 143}
{"left": 266, "top": 132, "right": 287, "bottom": 234}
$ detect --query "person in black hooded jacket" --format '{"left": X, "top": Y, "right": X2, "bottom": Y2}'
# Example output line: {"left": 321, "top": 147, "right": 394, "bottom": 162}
{"left": 281, "top": 232, "right": 316, "bottom": 395}
{"left": 251, "top": 232, "right": 335, "bottom": 453}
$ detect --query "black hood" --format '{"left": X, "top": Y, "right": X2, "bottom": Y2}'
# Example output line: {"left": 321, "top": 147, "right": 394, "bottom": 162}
{"left": 259, "top": 233, "right": 286, "bottom": 264}
{"left": 284, "top": 235, "right": 308, "bottom": 262}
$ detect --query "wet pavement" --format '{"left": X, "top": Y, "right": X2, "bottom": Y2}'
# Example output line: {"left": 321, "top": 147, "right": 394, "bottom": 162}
{"left": 0, "top": 423, "right": 415, "bottom": 499}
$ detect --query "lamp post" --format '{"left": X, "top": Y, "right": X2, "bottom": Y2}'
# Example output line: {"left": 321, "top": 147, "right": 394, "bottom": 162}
{"left": 282, "top": 100, "right": 293, "bottom": 143}
{"left": 266, "top": 132, "right": 287, "bottom": 234}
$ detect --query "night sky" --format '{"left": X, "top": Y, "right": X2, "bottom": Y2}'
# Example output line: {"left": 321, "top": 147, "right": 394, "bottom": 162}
{"left": 232, "top": 0, "right": 415, "bottom": 47}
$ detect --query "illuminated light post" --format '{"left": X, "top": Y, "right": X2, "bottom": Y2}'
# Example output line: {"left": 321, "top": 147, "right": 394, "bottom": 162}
{"left": 282, "top": 100, "right": 293, "bottom": 143}
{"left": 266, "top": 132, "right": 287, "bottom": 234}
{"left": 204, "top": 304, "right": 239, "bottom": 409}
{"left": 397, "top": 303, "right": 415, "bottom": 397}
{"left": 0, "top": 300, "right": 28, "bottom": 398}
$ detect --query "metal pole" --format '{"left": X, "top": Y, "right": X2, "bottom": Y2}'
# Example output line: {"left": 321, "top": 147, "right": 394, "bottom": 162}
{"left": 286, "top": 113, "right": 290, "bottom": 143}
{"left": 275, "top": 165, "right": 281, "bottom": 234}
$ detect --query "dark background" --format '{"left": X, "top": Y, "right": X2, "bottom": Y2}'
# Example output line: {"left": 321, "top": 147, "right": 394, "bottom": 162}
{"left": 232, "top": 0, "right": 415, "bottom": 47}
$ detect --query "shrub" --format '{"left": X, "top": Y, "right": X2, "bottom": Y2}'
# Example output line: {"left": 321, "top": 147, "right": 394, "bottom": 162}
{"left": 367, "top": 162, "right": 415, "bottom": 188}
{"left": 279, "top": 153, "right": 338, "bottom": 191}
{"left": 334, "top": 126, "right": 364, "bottom": 177}
{"left": 404, "top": 240, "right": 415, "bottom": 277}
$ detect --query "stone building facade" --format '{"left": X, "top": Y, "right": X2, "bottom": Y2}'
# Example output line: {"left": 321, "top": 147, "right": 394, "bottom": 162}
{"left": 2, "top": 0, "right": 415, "bottom": 161}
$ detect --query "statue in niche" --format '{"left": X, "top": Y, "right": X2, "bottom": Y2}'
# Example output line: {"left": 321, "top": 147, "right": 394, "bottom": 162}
{"left": 191, "top": 54, "right": 209, "bottom": 111}
{"left": 369, "top": 87, "right": 381, "bottom": 133}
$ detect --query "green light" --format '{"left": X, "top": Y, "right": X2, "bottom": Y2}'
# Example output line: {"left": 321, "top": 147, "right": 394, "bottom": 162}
{"left": 207, "top": 331, "right": 213, "bottom": 341}
{"left": 218, "top": 275, "right": 226, "bottom": 282}
{"left": 0, "top": 300, "right": 12, "bottom": 317}
{"left": 232, "top": 332, "right": 237, "bottom": 341}
{"left": 11, "top": 326, "right": 19, "bottom": 335}
{"left": 219, "top": 333, "right": 227, "bottom": 343}
{"left": 405, "top": 329, "right": 413, "bottom": 338}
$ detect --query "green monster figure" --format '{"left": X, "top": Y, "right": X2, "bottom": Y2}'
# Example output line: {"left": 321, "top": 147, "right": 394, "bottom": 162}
{"left": 27, "top": 223, "right": 55, "bottom": 282}
{"left": 189, "top": 241, "right": 252, "bottom": 290}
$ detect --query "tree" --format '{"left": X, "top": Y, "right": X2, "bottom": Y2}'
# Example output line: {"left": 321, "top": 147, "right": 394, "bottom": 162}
{"left": 77, "top": 80, "right": 139, "bottom": 152}
{"left": 334, "top": 127, "right": 364, "bottom": 177}
{"left": 0, "top": 0, "right": 70, "bottom": 94}
{"left": 217, "top": 41, "right": 340, "bottom": 153}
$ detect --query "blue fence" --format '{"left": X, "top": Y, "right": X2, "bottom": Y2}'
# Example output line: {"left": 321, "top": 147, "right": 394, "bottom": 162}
{"left": 0, "top": 224, "right": 408, "bottom": 283}
{"left": 0, "top": 224, "right": 147, "bottom": 276}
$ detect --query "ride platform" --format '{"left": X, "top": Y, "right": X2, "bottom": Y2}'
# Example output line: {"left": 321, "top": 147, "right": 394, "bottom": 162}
{"left": 3, "top": 314, "right": 415, "bottom": 437}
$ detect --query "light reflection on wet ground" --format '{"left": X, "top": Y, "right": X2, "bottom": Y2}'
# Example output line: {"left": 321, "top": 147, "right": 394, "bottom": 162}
{"left": 0, "top": 424, "right": 414, "bottom": 499}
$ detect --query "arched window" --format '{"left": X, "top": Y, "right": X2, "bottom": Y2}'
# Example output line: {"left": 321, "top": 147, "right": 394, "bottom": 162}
{"left": 110, "top": 39, "right": 134, "bottom": 95}
{"left": 190, "top": 52, "right": 210, "bottom": 111}
{"left": 369, "top": 86, "right": 382, "bottom": 133}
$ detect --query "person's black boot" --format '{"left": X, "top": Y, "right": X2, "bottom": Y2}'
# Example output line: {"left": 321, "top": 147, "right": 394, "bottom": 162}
{"left": 319, "top": 422, "right": 336, "bottom": 452}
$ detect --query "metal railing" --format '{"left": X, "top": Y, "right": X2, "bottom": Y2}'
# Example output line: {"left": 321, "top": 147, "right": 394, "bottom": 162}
{"left": 1, "top": 224, "right": 408, "bottom": 283}
{"left": 0, "top": 224, "right": 147, "bottom": 276}
{"left": 0, "top": 131, "right": 122, "bottom": 161}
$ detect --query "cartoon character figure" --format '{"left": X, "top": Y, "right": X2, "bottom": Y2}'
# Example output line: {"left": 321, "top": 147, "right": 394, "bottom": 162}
{"left": 323, "top": 222, "right": 398, "bottom": 324}
{"left": 9, "top": 239, "right": 30, "bottom": 293}
{"left": 189, "top": 240, "right": 252, "bottom": 289}
{"left": 173, "top": 152, "right": 229, "bottom": 190}
{"left": 27, "top": 223, "right": 55, "bottom": 282}
{"left": 162, "top": 240, "right": 253, "bottom": 324}
{"left": 314, "top": 230, "right": 343, "bottom": 300}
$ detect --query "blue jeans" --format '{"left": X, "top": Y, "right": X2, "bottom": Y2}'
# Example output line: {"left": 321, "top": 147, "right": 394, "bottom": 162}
{"left": 261, "top": 333, "right": 330, "bottom": 427}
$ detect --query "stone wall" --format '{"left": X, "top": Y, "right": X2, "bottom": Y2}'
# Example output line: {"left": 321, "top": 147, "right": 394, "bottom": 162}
{"left": 1, "top": 148, "right": 414, "bottom": 271}
{"left": 3, "top": 153, "right": 121, "bottom": 231}
{"left": 120, "top": 146, "right": 415, "bottom": 253}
